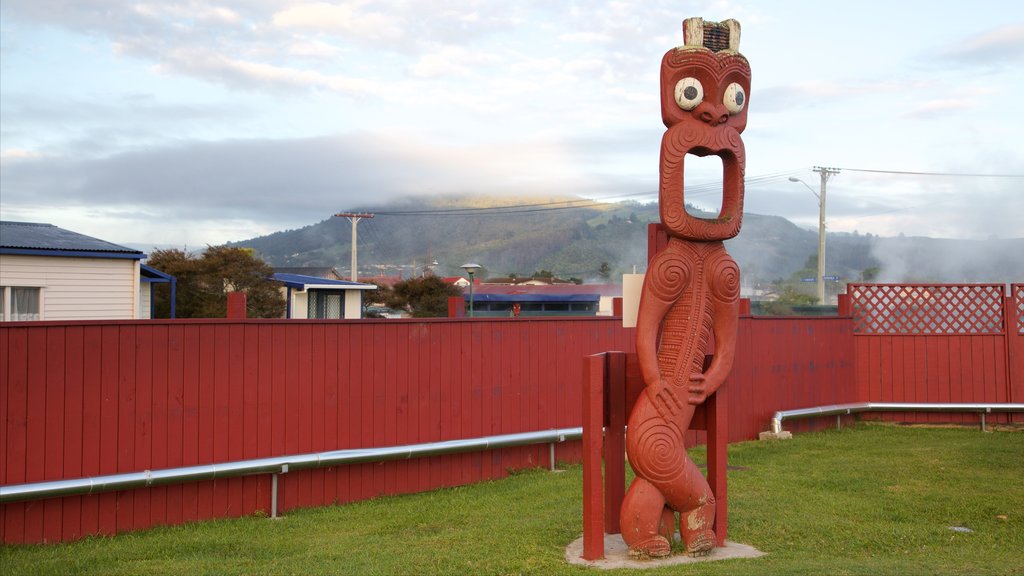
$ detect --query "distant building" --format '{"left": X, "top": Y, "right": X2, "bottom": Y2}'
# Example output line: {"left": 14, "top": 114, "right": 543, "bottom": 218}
{"left": 442, "top": 276, "right": 476, "bottom": 288}
{"left": 465, "top": 283, "right": 623, "bottom": 317}
{"left": 0, "top": 221, "right": 174, "bottom": 321}
{"left": 271, "top": 273, "right": 376, "bottom": 319}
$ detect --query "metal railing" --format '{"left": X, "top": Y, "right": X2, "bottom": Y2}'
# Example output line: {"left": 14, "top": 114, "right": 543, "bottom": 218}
{"left": 0, "top": 427, "right": 583, "bottom": 516}
{"left": 771, "top": 403, "right": 1024, "bottom": 435}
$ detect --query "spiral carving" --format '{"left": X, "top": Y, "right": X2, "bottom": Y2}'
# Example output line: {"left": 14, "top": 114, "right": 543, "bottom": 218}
{"left": 631, "top": 421, "right": 685, "bottom": 484}
{"left": 710, "top": 254, "right": 740, "bottom": 303}
{"left": 646, "top": 251, "right": 691, "bottom": 303}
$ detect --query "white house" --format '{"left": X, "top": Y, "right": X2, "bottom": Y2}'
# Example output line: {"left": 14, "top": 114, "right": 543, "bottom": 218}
{"left": 0, "top": 221, "right": 171, "bottom": 321}
{"left": 271, "top": 273, "right": 376, "bottom": 319}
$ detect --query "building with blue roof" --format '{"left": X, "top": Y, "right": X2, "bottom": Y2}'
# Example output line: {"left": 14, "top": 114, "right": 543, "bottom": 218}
{"left": 271, "top": 272, "right": 376, "bottom": 319}
{"left": 0, "top": 221, "right": 174, "bottom": 320}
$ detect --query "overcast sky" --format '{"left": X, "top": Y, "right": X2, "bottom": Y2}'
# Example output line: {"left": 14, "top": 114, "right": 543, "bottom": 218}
{"left": 2, "top": 0, "right": 1022, "bottom": 249}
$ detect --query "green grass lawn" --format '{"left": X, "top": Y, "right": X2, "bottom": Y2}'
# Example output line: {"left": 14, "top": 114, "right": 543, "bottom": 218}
{"left": 3, "top": 424, "right": 1022, "bottom": 575}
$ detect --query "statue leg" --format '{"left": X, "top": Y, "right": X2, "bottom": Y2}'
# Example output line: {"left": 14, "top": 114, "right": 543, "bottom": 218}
{"left": 620, "top": 477, "right": 673, "bottom": 558}
{"left": 675, "top": 456, "right": 717, "bottom": 556}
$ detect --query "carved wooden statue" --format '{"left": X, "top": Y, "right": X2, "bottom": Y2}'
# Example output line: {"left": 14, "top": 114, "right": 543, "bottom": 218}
{"left": 621, "top": 17, "right": 750, "bottom": 558}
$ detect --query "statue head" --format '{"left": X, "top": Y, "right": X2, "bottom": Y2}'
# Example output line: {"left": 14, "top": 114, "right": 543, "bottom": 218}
{"left": 659, "top": 18, "right": 751, "bottom": 241}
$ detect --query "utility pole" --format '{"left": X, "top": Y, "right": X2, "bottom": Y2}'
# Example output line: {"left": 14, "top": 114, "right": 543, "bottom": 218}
{"left": 334, "top": 212, "right": 374, "bottom": 281}
{"left": 812, "top": 167, "right": 840, "bottom": 305}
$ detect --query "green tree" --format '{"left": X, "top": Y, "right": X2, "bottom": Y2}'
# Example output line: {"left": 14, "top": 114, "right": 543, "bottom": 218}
{"left": 598, "top": 261, "right": 612, "bottom": 281}
{"left": 389, "top": 276, "right": 463, "bottom": 318}
{"left": 362, "top": 280, "right": 395, "bottom": 318}
{"left": 147, "top": 246, "right": 285, "bottom": 318}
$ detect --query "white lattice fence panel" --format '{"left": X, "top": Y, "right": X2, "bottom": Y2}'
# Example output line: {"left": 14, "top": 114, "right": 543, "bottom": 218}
{"left": 848, "top": 284, "right": 1005, "bottom": 335}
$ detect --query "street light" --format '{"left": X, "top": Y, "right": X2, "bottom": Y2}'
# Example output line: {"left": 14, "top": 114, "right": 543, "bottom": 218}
{"left": 789, "top": 168, "right": 839, "bottom": 304}
{"left": 460, "top": 262, "right": 481, "bottom": 317}
{"left": 788, "top": 176, "right": 826, "bottom": 304}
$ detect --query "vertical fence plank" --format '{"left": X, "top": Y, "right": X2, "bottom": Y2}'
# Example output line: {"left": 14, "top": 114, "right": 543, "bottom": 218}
{"left": 228, "top": 324, "right": 246, "bottom": 516}
{"left": 310, "top": 324, "right": 326, "bottom": 507}
{"left": 238, "top": 323, "right": 258, "bottom": 510}
{"left": 115, "top": 326, "right": 137, "bottom": 533}
{"left": 150, "top": 325, "right": 169, "bottom": 528}
{"left": 42, "top": 327, "right": 65, "bottom": 542}
{"left": 61, "top": 326, "right": 84, "bottom": 541}
{"left": 181, "top": 325, "right": 201, "bottom": 523}
{"left": 4, "top": 329, "right": 29, "bottom": 543}
{"left": 320, "top": 323, "right": 337, "bottom": 504}
{"left": 210, "top": 325, "right": 230, "bottom": 518}
{"left": 384, "top": 323, "right": 398, "bottom": 495}
{"left": 133, "top": 326, "right": 153, "bottom": 530}
{"left": 257, "top": 325, "right": 274, "bottom": 513}
{"left": 166, "top": 325, "right": 185, "bottom": 526}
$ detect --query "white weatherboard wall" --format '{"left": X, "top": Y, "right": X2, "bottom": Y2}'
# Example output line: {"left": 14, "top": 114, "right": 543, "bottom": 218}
{"left": 344, "top": 290, "right": 362, "bottom": 319}
{"left": 138, "top": 282, "right": 152, "bottom": 319}
{"left": 291, "top": 291, "right": 309, "bottom": 319}
{"left": 0, "top": 254, "right": 141, "bottom": 320}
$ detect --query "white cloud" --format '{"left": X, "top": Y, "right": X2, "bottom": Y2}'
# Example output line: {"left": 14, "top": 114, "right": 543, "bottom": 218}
{"left": 271, "top": 2, "right": 403, "bottom": 41}
{"left": 151, "top": 46, "right": 383, "bottom": 95}
{"left": 902, "top": 98, "right": 975, "bottom": 119}
{"left": 409, "top": 45, "right": 499, "bottom": 78}
{"left": 0, "top": 148, "right": 44, "bottom": 162}
{"left": 941, "top": 23, "right": 1024, "bottom": 64}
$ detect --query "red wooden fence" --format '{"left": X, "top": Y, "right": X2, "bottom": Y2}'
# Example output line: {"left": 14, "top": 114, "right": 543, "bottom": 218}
{"left": 848, "top": 283, "right": 1023, "bottom": 425}
{"left": 3, "top": 282, "right": 1020, "bottom": 544}
{"left": 0, "top": 318, "right": 632, "bottom": 544}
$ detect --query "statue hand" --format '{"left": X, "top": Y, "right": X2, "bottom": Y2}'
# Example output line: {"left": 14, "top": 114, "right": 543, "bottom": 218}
{"left": 645, "top": 379, "right": 685, "bottom": 421}
{"left": 687, "top": 373, "right": 708, "bottom": 405}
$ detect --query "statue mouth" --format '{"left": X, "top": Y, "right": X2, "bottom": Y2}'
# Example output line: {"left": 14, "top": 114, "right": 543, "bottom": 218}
{"left": 659, "top": 125, "right": 745, "bottom": 240}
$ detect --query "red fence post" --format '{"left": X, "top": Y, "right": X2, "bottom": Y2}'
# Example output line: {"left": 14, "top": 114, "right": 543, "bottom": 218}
{"left": 706, "top": 386, "right": 728, "bottom": 546}
{"left": 582, "top": 353, "right": 607, "bottom": 560}
{"left": 226, "top": 292, "right": 247, "bottom": 319}
{"left": 837, "top": 293, "right": 851, "bottom": 317}
{"left": 447, "top": 296, "right": 465, "bottom": 318}
{"left": 604, "top": 352, "right": 626, "bottom": 534}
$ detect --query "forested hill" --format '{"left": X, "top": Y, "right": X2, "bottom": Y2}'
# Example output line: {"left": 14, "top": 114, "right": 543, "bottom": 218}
{"left": 229, "top": 194, "right": 1023, "bottom": 285}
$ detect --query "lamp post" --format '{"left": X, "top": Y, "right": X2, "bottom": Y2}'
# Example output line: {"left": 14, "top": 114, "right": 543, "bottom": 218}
{"left": 789, "top": 167, "right": 838, "bottom": 304}
{"left": 460, "top": 262, "right": 481, "bottom": 317}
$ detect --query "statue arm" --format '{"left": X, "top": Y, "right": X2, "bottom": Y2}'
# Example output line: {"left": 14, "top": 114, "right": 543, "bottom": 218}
{"left": 636, "top": 252, "right": 687, "bottom": 419}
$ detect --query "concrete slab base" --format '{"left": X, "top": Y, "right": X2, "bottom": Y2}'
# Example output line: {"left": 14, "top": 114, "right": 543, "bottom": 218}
{"left": 565, "top": 533, "right": 765, "bottom": 570}
{"left": 759, "top": 430, "right": 793, "bottom": 440}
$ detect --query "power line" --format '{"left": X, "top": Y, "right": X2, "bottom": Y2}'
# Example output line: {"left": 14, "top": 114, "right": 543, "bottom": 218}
{"left": 840, "top": 167, "right": 1024, "bottom": 178}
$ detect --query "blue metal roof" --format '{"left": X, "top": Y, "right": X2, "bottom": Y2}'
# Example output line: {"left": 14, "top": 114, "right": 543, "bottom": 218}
{"left": 466, "top": 293, "right": 601, "bottom": 302}
{"left": 0, "top": 221, "right": 144, "bottom": 259}
{"left": 271, "top": 273, "right": 377, "bottom": 290}
{"left": 140, "top": 264, "right": 174, "bottom": 283}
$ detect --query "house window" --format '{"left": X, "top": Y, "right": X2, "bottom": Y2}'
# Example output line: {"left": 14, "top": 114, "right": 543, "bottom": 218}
{"left": 307, "top": 290, "right": 343, "bottom": 319}
{"left": 1, "top": 286, "right": 42, "bottom": 321}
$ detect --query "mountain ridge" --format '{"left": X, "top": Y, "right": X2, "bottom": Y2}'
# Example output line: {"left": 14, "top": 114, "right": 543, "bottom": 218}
{"left": 228, "top": 195, "right": 1024, "bottom": 286}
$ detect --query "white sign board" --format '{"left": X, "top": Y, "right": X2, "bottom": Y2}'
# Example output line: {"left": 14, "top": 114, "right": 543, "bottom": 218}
{"left": 622, "top": 273, "right": 645, "bottom": 328}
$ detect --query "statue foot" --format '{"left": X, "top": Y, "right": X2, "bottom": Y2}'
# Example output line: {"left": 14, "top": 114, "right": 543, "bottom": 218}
{"left": 685, "top": 529, "right": 716, "bottom": 557}
{"left": 627, "top": 535, "right": 672, "bottom": 559}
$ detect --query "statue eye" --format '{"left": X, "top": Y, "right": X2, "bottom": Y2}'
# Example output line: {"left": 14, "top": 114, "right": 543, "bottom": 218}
{"left": 674, "top": 77, "right": 704, "bottom": 110}
{"left": 723, "top": 82, "right": 746, "bottom": 114}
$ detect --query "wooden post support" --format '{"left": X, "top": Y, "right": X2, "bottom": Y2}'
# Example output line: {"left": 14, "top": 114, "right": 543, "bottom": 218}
{"left": 706, "top": 386, "right": 728, "bottom": 546}
{"left": 604, "top": 351, "right": 627, "bottom": 534}
{"left": 582, "top": 353, "right": 606, "bottom": 560}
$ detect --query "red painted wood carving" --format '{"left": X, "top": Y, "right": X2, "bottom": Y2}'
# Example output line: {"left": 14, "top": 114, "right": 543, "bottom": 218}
{"left": 621, "top": 17, "right": 750, "bottom": 558}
